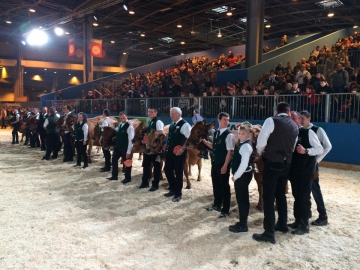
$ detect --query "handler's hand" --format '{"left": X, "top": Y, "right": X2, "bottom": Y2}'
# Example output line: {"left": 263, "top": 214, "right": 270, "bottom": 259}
{"left": 175, "top": 149, "right": 183, "bottom": 156}
{"left": 126, "top": 153, "right": 131, "bottom": 159}
{"left": 83, "top": 141, "right": 87, "bottom": 146}
{"left": 220, "top": 166, "right": 227, "bottom": 174}
{"left": 231, "top": 176, "right": 236, "bottom": 183}
{"left": 296, "top": 144, "right": 306, "bottom": 154}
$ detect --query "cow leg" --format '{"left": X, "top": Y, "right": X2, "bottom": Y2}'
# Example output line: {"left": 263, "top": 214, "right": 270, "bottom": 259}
{"left": 87, "top": 140, "right": 92, "bottom": 163}
{"left": 184, "top": 155, "right": 191, "bottom": 189}
{"left": 197, "top": 158, "right": 202, "bottom": 181}
{"left": 159, "top": 161, "right": 164, "bottom": 180}
{"left": 285, "top": 180, "right": 289, "bottom": 194}
{"left": 20, "top": 133, "right": 24, "bottom": 142}
{"left": 254, "top": 172, "right": 264, "bottom": 211}
{"left": 138, "top": 153, "right": 142, "bottom": 160}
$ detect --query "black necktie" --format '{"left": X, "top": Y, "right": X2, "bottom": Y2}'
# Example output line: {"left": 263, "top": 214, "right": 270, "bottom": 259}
{"left": 215, "top": 130, "right": 220, "bottom": 139}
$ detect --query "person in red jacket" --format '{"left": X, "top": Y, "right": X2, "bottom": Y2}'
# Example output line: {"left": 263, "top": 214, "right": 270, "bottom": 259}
{"left": 302, "top": 85, "right": 318, "bottom": 121}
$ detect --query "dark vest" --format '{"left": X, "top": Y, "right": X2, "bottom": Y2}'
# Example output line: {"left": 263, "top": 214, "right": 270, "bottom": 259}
{"left": 46, "top": 114, "right": 60, "bottom": 134}
{"left": 116, "top": 122, "right": 130, "bottom": 148}
{"left": 290, "top": 128, "right": 316, "bottom": 176}
{"left": 74, "top": 122, "right": 85, "bottom": 141}
{"left": 231, "top": 139, "right": 252, "bottom": 175}
{"left": 147, "top": 117, "right": 158, "bottom": 134}
{"left": 12, "top": 113, "right": 20, "bottom": 128}
{"left": 167, "top": 119, "right": 187, "bottom": 153}
{"left": 39, "top": 112, "right": 48, "bottom": 126}
{"left": 310, "top": 125, "right": 319, "bottom": 134}
{"left": 212, "top": 129, "right": 230, "bottom": 166}
{"left": 262, "top": 115, "right": 298, "bottom": 164}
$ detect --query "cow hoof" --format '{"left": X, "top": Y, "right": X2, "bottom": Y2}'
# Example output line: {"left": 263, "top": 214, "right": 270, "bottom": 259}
{"left": 185, "top": 185, "right": 191, "bottom": 189}
{"left": 197, "top": 178, "right": 202, "bottom": 181}
{"left": 256, "top": 205, "right": 263, "bottom": 211}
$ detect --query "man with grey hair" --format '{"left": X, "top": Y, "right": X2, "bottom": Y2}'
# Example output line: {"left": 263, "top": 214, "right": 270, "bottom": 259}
{"left": 164, "top": 107, "right": 191, "bottom": 202}
{"left": 192, "top": 109, "right": 204, "bottom": 125}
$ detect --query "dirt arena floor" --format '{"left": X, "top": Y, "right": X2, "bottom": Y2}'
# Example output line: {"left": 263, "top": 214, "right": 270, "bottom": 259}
{"left": 0, "top": 128, "right": 359, "bottom": 270}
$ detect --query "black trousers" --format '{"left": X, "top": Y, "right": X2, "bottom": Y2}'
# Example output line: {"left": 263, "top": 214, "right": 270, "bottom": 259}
{"left": 75, "top": 141, "right": 88, "bottom": 166}
{"left": 39, "top": 128, "right": 47, "bottom": 150}
{"left": 211, "top": 163, "right": 231, "bottom": 214}
{"left": 290, "top": 173, "right": 313, "bottom": 228}
{"left": 234, "top": 171, "right": 253, "bottom": 226}
{"left": 63, "top": 133, "right": 74, "bottom": 161}
{"left": 164, "top": 151, "right": 187, "bottom": 197}
{"left": 24, "top": 127, "right": 30, "bottom": 144}
{"left": 30, "top": 132, "right": 40, "bottom": 147}
{"left": 1, "top": 118, "right": 5, "bottom": 128}
{"left": 262, "top": 161, "right": 290, "bottom": 235}
{"left": 45, "top": 133, "right": 60, "bottom": 159}
{"left": 103, "top": 147, "right": 111, "bottom": 169}
{"left": 142, "top": 153, "right": 161, "bottom": 187}
{"left": 12, "top": 125, "right": 19, "bottom": 143}
{"left": 312, "top": 164, "right": 327, "bottom": 217}
{"left": 112, "top": 146, "right": 131, "bottom": 180}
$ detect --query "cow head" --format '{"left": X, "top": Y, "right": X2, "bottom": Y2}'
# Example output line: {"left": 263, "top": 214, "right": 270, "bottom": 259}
{"left": 56, "top": 115, "right": 65, "bottom": 129}
{"left": 28, "top": 116, "right": 39, "bottom": 133}
{"left": 132, "top": 122, "right": 147, "bottom": 153}
{"left": 101, "top": 127, "right": 117, "bottom": 150}
{"left": 64, "top": 114, "right": 77, "bottom": 132}
{"left": 186, "top": 121, "right": 215, "bottom": 149}
{"left": 144, "top": 130, "right": 164, "bottom": 155}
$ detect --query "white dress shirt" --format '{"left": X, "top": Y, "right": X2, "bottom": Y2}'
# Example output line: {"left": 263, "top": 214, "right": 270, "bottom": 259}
{"left": 43, "top": 118, "right": 49, "bottom": 128}
{"left": 192, "top": 114, "right": 204, "bottom": 125}
{"left": 35, "top": 113, "right": 40, "bottom": 120}
{"left": 306, "top": 129, "right": 323, "bottom": 156}
{"left": 216, "top": 127, "right": 236, "bottom": 150}
{"left": 100, "top": 117, "right": 109, "bottom": 131}
{"left": 256, "top": 113, "right": 296, "bottom": 155}
{"left": 233, "top": 140, "right": 253, "bottom": 180}
{"left": 302, "top": 123, "right": 332, "bottom": 163}
{"left": 174, "top": 117, "right": 191, "bottom": 139}
{"left": 153, "top": 118, "right": 164, "bottom": 131}
{"left": 115, "top": 121, "right": 135, "bottom": 154}
{"left": 75, "top": 121, "right": 89, "bottom": 142}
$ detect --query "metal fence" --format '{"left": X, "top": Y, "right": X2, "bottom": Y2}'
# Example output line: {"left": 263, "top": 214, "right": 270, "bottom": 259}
{"left": 46, "top": 93, "right": 360, "bottom": 123}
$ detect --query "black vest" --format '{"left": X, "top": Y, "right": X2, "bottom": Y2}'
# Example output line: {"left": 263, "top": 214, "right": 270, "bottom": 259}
{"left": 75, "top": 122, "right": 85, "bottom": 141}
{"left": 262, "top": 115, "right": 298, "bottom": 164}
{"left": 46, "top": 114, "right": 60, "bottom": 134}
{"left": 290, "top": 128, "right": 316, "bottom": 176}
{"left": 116, "top": 122, "right": 130, "bottom": 148}
{"left": 231, "top": 139, "right": 252, "bottom": 175}
{"left": 310, "top": 125, "right": 319, "bottom": 134}
{"left": 167, "top": 119, "right": 187, "bottom": 153}
{"left": 147, "top": 117, "right": 158, "bottom": 134}
{"left": 12, "top": 113, "right": 20, "bottom": 128}
{"left": 212, "top": 129, "right": 230, "bottom": 166}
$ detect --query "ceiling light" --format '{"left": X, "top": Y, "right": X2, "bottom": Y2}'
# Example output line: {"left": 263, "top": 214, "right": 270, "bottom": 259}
{"left": 353, "top": 24, "right": 358, "bottom": 29}
{"left": 93, "top": 15, "right": 98, "bottom": 21}
{"left": 93, "top": 22, "right": 99, "bottom": 26}
{"left": 327, "top": 11, "right": 334, "bottom": 17}
{"left": 44, "top": 69, "right": 47, "bottom": 70}
{"left": 181, "top": 52, "right": 184, "bottom": 55}
{"left": 69, "top": 74, "right": 71, "bottom": 75}
{"left": 54, "top": 27, "right": 64, "bottom": 36}
{"left": 39, "top": 26, "right": 43, "bottom": 29}
{"left": 123, "top": 52, "right": 127, "bottom": 55}
{"left": 6, "top": 20, "right": 12, "bottom": 24}
{"left": 149, "top": 46, "right": 153, "bottom": 50}
{"left": 29, "top": 9, "right": 36, "bottom": 13}
{"left": 24, "top": 72, "right": 27, "bottom": 74}
{"left": 226, "top": 6, "right": 232, "bottom": 16}
{"left": 111, "top": 40, "right": 115, "bottom": 44}
{"left": 26, "top": 29, "right": 48, "bottom": 46}
{"left": 140, "top": 33, "right": 145, "bottom": 37}
{"left": 217, "top": 30, "right": 222, "bottom": 38}
{"left": 21, "top": 40, "right": 26, "bottom": 45}
{"left": 190, "top": 30, "right": 195, "bottom": 35}
{"left": 180, "top": 41, "right": 185, "bottom": 45}
{"left": 129, "top": 8, "right": 135, "bottom": 15}
{"left": 65, "top": 31, "right": 69, "bottom": 35}
{"left": 265, "top": 24, "right": 271, "bottom": 28}
{"left": 54, "top": 72, "right": 57, "bottom": 74}
{"left": 177, "top": 23, "right": 182, "bottom": 28}
{"left": 123, "top": 0, "right": 129, "bottom": 11}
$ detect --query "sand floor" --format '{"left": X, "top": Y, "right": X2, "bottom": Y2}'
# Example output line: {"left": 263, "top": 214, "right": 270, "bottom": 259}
{"left": 0, "top": 128, "right": 359, "bottom": 270}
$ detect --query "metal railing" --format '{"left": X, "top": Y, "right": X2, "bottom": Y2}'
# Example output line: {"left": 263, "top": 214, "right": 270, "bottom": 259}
{"left": 45, "top": 93, "right": 360, "bottom": 123}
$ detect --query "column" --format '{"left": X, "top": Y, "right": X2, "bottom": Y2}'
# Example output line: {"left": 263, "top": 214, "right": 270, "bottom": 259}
{"left": 14, "top": 41, "right": 24, "bottom": 99}
{"left": 83, "top": 15, "right": 93, "bottom": 83}
{"left": 245, "top": 0, "right": 265, "bottom": 68}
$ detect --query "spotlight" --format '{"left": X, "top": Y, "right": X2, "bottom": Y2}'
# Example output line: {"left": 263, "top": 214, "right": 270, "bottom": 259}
{"left": 353, "top": 24, "right": 358, "bottom": 29}
{"left": 65, "top": 31, "right": 70, "bottom": 35}
{"left": 123, "top": 52, "right": 127, "bottom": 55}
{"left": 140, "top": 33, "right": 145, "bottom": 37}
{"left": 217, "top": 30, "right": 222, "bottom": 38}
{"left": 93, "top": 22, "right": 99, "bottom": 27}
{"left": 93, "top": 15, "right": 98, "bottom": 21}
{"left": 54, "top": 27, "right": 64, "bottom": 36}
{"left": 129, "top": 9, "right": 135, "bottom": 15}
{"left": 265, "top": 24, "right": 271, "bottom": 28}
{"left": 226, "top": 6, "right": 232, "bottom": 16}
{"left": 44, "top": 69, "right": 47, "bottom": 70}
{"left": 6, "top": 20, "right": 12, "bottom": 24}
{"left": 29, "top": 8, "right": 36, "bottom": 13}
{"left": 149, "top": 46, "right": 153, "bottom": 50}
{"left": 180, "top": 41, "right": 185, "bottom": 45}
{"left": 69, "top": 74, "right": 71, "bottom": 76}
{"left": 111, "top": 40, "right": 115, "bottom": 44}
{"left": 181, "top": 52, "right": 184, "bottom": 55}
{"left": 328, "top": 11, "right": 334, "bottom": 17}
{"left": 177, "top": 23, "right": 182, "bottom": 28}
{"left": 54, "top": 72, "right": 57, "bottom": 74}
{"left": 21, "top": 40, "right": 26, "bottom": 45}
{"left": 123, "top": 0, "right": 129, "bottom": 11}
{"left": 26, "top": 29, "right": 48, "bottom": 46}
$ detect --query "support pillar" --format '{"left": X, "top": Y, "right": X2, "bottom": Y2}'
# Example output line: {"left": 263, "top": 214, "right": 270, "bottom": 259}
{"left": 14, "top": 41, "right": 25, "bottom": 100}
{"left": 51, "top": 76, "right": 58, "bottom": 92}
{"left": 83, "top": 15, "right": 94, "bottom": 83}
{"left": 245, "top": 0, "right": 265, "bottom": 68}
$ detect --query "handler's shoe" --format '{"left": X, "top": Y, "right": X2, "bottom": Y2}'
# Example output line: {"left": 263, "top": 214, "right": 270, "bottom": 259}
{"left": 311, "top": 215, "right": 328, "bottom": 226}
{"left": 275, "top": 223, "right": 289, "bottom": 233}
{"left": 229, "top": 223, "right": 248, "bottom": 233}
{"left": 206, "top": 205, "right": 221, "bottom": 212}
{"left": 291, "top": 226, "right": 309, "bottom": 235}
{"left": 288, "top": 222, "right": 299, "bottom": 229}
{"left": 138, "top": 183, "right": 149, "bottom": 189}
{"left": 252, "top": 232, "right": 276, "bottom": 244}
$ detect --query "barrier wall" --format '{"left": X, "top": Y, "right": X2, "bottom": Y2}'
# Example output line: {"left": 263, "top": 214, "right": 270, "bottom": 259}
{"left": 154, "top": 116, "right": 360, "bottom": 166}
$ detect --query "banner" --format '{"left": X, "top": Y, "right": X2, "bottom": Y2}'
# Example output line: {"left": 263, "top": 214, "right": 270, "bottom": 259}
{"left": 90, "top": 39, "right": 102, "bottom": 58}
{"left": 68, "top": 38, "right": 75, "bottom": 56}
{"left": 75, "top": 46, "right": 84, "bottom": 59}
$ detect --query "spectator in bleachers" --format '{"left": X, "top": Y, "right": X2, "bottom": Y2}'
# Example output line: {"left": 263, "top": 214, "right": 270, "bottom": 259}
{"left": 330, "top": 63, "right": 349, "bottom": 93}
{"left": 295, "top": 64, "right": 311, "bottom": 92}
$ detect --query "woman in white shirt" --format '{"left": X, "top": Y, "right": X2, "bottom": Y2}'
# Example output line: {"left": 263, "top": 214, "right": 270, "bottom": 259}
{"left": 74, "top": 112, "right": 89, "bottom": 169}
{"left": 229, "top": 122, "right": 254, "bottom": 233}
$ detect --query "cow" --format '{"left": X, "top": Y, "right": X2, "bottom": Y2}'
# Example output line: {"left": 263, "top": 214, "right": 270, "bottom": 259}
{"left": 6, "top": 112, "right": 26, "bottom": 142}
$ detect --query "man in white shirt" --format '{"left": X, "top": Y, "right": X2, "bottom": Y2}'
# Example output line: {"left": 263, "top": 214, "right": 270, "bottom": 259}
{"left": 164, "top": 107, "right": 192, "bottom": 202}
{"left": 253, "top": 102, "right": 298, "bottom": 244}
{"left": 99, "top": 109, "right": 113, "bottom": 172}
{"left": 192, "top": 109, "right": 204, "bottom": 125}
{"left": 62, "top": 105, "right": 74, "bottom": 162}
{"left": 107, "top": 111, "right": 134, "bottom": 183}
{"left": 201, "top": 112, "right": 236, "bottom": 218}
{"left": 300, "top": 110, "right": 332, "bottom": 226}
{"left": 288, "top": 111, "right": 323, "bottom": 235}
